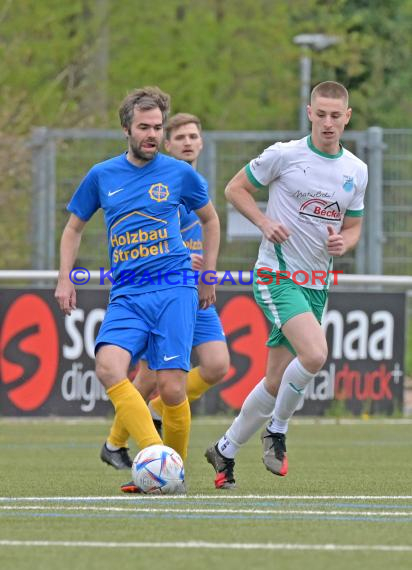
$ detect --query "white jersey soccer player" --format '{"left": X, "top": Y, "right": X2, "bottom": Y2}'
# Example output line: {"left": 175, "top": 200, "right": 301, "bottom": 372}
{"left": 205, "top": 81, "right": 368, "bottom": 489}
{"left": 250, "top": 135, "right": 367, "bottom": 288}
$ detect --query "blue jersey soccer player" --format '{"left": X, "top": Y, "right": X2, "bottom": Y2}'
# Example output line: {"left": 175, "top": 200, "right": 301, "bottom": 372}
{"left": 55, "top": 88, "right": 220, "bottom": 472}
{"left": 100, "top": 114, "right": 230, "bottom": 482}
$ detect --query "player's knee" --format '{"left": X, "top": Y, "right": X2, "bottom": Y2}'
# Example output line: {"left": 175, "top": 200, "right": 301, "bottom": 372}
{"left": 300, "top": 345, "right": 328, "bottom": 374}
{"left": 158, "top": 382, "right": 186, "bottom": 406}
{"left": 95, "top": 355, "right": 126, "bottom": 386}
{"left": 201, "top": 354, "right": 230, "bottom": 384}
{"left": 95, "top": 358, "right": 112, "bottom": 384}
{"left": 312, "top": 348, "right": 327, "bottom": 371}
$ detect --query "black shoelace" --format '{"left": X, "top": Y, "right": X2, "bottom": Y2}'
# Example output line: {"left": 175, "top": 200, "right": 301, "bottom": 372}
{"left": 118, "top": 448, "right": 132, "bottom": 464}
{"left": 265, "top": 433, "right": 286, "bottom": 460}
{"left": 220, "top": 456, "right": 235, "bottom": 481}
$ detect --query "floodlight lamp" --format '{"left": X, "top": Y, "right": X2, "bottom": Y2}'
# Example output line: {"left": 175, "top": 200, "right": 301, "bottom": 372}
{"left": 293, "top": 34, "right": 340, "bottom": 51}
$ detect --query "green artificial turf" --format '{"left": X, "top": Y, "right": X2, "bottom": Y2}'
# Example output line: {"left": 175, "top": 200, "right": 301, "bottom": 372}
{"left": 0, "top": 417, "right": 411, "bottom": 570}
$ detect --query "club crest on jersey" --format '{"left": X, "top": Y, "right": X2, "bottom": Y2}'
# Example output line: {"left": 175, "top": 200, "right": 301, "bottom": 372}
{"left": 149, "top": 183, "right": 169, "bottom": 202}
{"left": 299, "top": 199, "right": 342, "bottom": 221}
{"left": 342, "top": 175, "right": 354, "bottom": 192}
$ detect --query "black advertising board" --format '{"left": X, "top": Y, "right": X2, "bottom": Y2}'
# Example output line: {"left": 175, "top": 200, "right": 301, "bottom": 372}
{"left": 303, "top": 291, "right": 405, "bottom": 415}
{"left": 208, "top": 289, "right": 405, "bottom": 416}
{"left": 0, "top": 288, "right": 405, "bottom": 416}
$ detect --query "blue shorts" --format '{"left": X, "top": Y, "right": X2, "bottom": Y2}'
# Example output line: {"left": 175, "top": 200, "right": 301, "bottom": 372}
{"left": 95, "top": 287, "right": 198, "bottom": 371}
{"left": 192, "top": 305, "right": 226, "bottom": 347}
{"left": 141, "top": 305, "right": 226, "bottom": 362}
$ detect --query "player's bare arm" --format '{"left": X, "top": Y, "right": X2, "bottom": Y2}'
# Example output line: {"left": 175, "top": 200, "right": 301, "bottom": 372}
{"left": 225, "top": 167, "right": 290, "bottom": 243}
{"left": 327, "top": 216, "right": 363, "bottom": 257}
{"left": 195, "top": 201, "right": 220, "bottom": 309}
{"left": 55, "top": 213, "right": 87, "bottom": 315}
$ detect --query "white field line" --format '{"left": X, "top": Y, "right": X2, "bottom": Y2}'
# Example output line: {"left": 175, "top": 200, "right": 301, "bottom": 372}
{"left": 1, "top": 417, "right": 412, "bottom": 426}
{"left": 1, "top": 505, "right": 412, "bottom": 518}
{"left": 0, "top": 540, "right": 411, "bottom": 552}
{"left": 1, "top": 495, "right": 412, "bottom": 501}
{"left": 178, "top": 417, "right": 412, "bottom": 426}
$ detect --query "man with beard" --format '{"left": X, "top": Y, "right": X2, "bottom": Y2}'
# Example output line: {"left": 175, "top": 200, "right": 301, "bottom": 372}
{"left": 55, "top": 87, "right": 220, "bottom": 469}
{"left": 99, "top": 114, "right": 230, "bottom": 491}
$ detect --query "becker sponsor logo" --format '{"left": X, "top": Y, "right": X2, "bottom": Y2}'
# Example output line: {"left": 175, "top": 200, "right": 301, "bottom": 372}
{"left": 299, "top": 198, "right": 341, "bottom": 221}
{"left": 0, "top": 294, "right": 59, "bottom": 411}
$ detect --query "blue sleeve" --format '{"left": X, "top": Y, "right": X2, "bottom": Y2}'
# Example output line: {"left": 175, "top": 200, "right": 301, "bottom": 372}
{"left": 180, "top": 167, "right": 209, "bottom": 212}
{"left": 67, "top": 167, "right": 101, "bottom": 221}
{"left": 178, "top": 204, "right": 192, "bottom": 228}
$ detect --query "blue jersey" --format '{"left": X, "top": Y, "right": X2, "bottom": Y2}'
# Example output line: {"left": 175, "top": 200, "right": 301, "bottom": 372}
{"left": 67, "top": 152, "right": 209, "bottom": 298}
{"left": 179, "top": 205, "right": 203, "bottom": 255}
{"left": 178, "top": 171, "right": 205, "bottom": 256}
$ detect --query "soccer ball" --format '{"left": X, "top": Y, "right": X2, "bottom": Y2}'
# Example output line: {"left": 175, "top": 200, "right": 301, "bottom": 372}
{"left": 131, "top": 444, "right": 185, "bottom": 495}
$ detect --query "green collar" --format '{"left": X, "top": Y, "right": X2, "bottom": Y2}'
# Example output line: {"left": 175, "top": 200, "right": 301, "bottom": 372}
{"left": 307, "top": 135, "right": 343, "bottom": 159}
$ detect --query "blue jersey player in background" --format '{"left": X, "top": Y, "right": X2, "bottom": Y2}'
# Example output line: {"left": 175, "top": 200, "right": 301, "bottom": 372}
{"left": 55, "top": 88, "right": 220, "bottom": 482}
{"left": 99, "top": 114, "right": 230, "bottom": 487}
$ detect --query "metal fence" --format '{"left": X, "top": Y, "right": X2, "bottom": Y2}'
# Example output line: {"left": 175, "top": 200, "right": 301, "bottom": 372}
{"left": 0, "top": 136, "right": 32, "bottom": 269}
{"left": 381, "top": 130, "right": 412, "bottom": 275}
{"left": 1, "top": 127, "right": 412, "bottom": 275}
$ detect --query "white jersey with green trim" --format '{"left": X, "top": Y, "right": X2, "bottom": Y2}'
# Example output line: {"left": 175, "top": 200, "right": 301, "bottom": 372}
{"left": 247, "top": 136, "right": 368, "bottom": 290}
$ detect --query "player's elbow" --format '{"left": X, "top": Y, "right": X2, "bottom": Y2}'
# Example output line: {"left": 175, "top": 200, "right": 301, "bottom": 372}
{"left": 66, "top": 215, "right": 86, "bottom": 236}
{"left": 202, "top": 205, "right": 220, "bottom": 228}
{"left": 224, "top": 182, "right": 237, "bottom": 204}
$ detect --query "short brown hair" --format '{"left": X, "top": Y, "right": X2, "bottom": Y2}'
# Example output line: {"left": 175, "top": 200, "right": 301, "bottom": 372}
{"left": 311, "top": 81, "right": 348, "bottom": 106}
{"left": 165, "top": 113, "right": 202, "bottom": 140}
{"left": 119, "top": 86, "right": 171, "bottom": 129}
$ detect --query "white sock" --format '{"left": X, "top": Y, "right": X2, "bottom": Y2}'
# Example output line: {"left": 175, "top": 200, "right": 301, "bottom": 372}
{"left": 105, "top": 441, "right": 120, "bottom": 451}
{"left": 268, "top": 358, "right": 314, "bottom": 434}
{"left": 218, "top": 379, "right": 276, "bottom": 458}
{"left": 217, "top": 434, "right": 238, "bottom": 458}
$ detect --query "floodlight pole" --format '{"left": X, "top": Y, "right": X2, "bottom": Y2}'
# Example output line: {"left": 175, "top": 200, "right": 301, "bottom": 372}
{"left": 293, "top": 34, "right": 340, "bottom": 134}
{"left": 299, "top": 51, "right": 312, "bottom": 134}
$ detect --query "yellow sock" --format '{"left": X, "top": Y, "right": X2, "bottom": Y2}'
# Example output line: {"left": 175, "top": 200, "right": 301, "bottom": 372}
{"left": 186, "top": 366, "right": 212, "bottom": 401}
{"left": 107, "top": 413, "right": 129, "bottom": 449}
{"left": 150, "top": 393, "right": 164, "bottom": 418}
{"left": 150, "top": 367, "right": 212, "bottom": 418}
{"left": 162, "top": 398, "right": 191, "bottom": 461}
{"left": 107, "top": 379, "right": 162, "bottom": 450}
